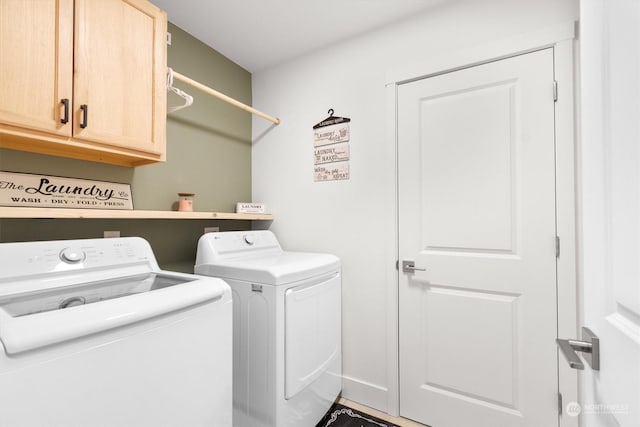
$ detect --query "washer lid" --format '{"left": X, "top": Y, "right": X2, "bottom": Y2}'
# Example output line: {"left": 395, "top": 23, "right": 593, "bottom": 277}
{"left": 0, "top": 272, "right": 230, "bottom": 354}
{"left": 0, "top": 273, "right": 193, "bottom": 317}
{"left": 195, "top": 251, "right": 340, "bottom": 285}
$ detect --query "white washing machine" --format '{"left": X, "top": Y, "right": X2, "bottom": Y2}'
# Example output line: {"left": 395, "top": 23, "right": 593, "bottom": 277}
{"left": 195, "top": 230, "right": 342, "bottom": 427}
{"left": 0, "top": 237, "right": 232, "bottom": 427}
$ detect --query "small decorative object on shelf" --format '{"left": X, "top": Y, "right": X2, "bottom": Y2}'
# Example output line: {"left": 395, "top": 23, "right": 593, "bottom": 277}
{"left": 177, "top": 193, "right": 195, "bottom": 212}
{"left": 236, "top": 202, "right": 266, "bottom": 214}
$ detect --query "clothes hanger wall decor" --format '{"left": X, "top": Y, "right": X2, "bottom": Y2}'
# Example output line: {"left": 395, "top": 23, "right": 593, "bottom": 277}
{"left": 313, "top": 108, "right": 351, "bottom": 146}
{"left": 313, "top": 108, "right": 351, "bottom": 129}
{"left": 312, "top": 108, "right": 351, "bottom": 182}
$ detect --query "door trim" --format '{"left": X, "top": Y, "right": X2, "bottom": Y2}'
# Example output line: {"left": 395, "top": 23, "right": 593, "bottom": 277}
{"left": 385, "top": 21, "right": 578, "bottom": 426}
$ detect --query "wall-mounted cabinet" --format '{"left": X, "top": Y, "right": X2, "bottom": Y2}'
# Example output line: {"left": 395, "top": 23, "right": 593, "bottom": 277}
{"left": 0, "top": 0, "right": 167, "bottom": 167}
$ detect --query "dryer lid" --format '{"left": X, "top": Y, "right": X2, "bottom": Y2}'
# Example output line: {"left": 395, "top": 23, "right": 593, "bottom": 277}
{"left": 195, "top": 251, "right": 340, "bottom": 285}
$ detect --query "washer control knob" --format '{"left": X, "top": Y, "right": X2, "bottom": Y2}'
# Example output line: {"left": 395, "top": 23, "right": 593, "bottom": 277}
{"left": 244, "top": 234, "right": 255, "bottom": 245}
{"left": 60, "top": 247, "right": 85, "bottom": 263}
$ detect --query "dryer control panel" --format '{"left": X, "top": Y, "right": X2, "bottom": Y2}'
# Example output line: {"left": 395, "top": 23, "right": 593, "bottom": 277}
{"left": 196, "top": 230, "right": 282, "bottom": 263}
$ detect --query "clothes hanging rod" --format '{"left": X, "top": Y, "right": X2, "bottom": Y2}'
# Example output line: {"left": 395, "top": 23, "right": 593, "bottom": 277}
{"left": 171, "top": 70, "right": 281, "bottom": 125}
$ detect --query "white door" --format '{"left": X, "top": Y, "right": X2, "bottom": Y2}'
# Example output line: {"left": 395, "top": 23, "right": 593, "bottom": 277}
{"left": 398, "top": 49, "right": 558, "bottom": 427}
{"left": 578, "top": 0, "right": 640, "bottom": 425}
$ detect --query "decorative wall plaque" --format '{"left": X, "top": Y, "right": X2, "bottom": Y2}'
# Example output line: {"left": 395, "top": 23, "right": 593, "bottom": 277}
{"left": 314, "top": 163, "right": 350, "bottom": 182}
{"left": 0, "top": 171, "right": 133, "bottom": 209}
{"left": 314, "top": 143, "right": 350, "bottom": 165}
{"left": 313, "top": 109, "right": 351, "bottom": 182}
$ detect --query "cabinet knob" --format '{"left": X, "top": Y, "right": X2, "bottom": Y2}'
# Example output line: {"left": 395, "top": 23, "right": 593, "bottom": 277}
{"left": 60, "top": 99, "right": 69, "bottom": 124}
{"left": 80, "top": 104, "right": 88, "bottom": 128}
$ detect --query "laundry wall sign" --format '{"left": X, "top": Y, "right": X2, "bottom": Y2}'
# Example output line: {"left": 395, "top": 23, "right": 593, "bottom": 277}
{"left": 314, "top": 143, "right": 350, "bottom": 165}
{"left": 0, "top": 171, "right": 133, "bottom": 209}
{"left": 314, "top": 163, "right": 350, "bottom": 182}
{"left": 313, "top": 109, "right": 351, "bottom": 182}
{"left": 313, "top": 123, "right": 350, "bottom": 146}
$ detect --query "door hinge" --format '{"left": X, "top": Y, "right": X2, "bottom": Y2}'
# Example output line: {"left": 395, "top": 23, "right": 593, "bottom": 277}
{"left": 556, "top": 236, "right": 560, "bottom": 258}
{"left": 553, "top": 80, "right": 558, "bottom": 102}
{"left": 558, "top": 392, "right": 563, "bottom": 415}
{"left": 395, "top": 260, "right": 399, "bottom": 271}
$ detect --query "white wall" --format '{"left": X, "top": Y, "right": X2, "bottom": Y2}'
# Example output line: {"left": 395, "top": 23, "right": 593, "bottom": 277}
{"left": 252, "top": 0, "right": 578, "bottom": 413}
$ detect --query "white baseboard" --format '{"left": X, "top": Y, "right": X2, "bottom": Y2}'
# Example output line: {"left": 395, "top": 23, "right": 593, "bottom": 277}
{"left": 341, "top": 375, "right": 389, "bottom": 413}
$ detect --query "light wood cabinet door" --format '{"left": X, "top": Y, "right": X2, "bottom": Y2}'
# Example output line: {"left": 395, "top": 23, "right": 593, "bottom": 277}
{"left": 0, "top": 0, "right": 166, "bottom": 166}
{"left": 0, "top": 0, "right": 73, "bottom": 136}
{"left": 74, "top": 0, "right": 166, "bottom": 156}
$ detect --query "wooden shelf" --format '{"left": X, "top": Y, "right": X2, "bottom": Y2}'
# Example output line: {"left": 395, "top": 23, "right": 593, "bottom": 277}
{"left": 0, "top": 207, "right": 273, "bottom": 221}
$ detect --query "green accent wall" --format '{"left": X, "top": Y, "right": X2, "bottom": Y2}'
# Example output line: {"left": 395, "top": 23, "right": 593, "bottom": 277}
{"left": 0, "top": 23, "right": 258, "bottom": 272}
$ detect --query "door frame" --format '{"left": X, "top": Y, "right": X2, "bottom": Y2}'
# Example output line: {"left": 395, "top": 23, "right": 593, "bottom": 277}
{"left": 384, "top": 21, "right": 579, "bottom": 427}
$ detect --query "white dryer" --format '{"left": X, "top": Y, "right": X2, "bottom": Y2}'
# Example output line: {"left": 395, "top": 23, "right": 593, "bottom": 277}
{"left": 0, "top": 237, "right": 232, "bottom": 427}
{"left": 195, "top": 230, "right": 341, "bottom": 427}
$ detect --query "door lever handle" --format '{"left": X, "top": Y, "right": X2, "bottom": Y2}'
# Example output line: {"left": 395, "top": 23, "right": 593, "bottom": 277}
{"left": 556, "top": 327, "right": 600, "bottom": 370}
{"left": 402, "top": 260, "right": 426, "bottom": 273}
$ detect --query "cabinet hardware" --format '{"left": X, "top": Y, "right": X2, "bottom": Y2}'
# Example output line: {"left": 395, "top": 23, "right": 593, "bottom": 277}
{"left": 80, "top": 104, "right": 88, "bottom": 128}
{"left": 60, "top": 99, "right": 69, "bottom": 124}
